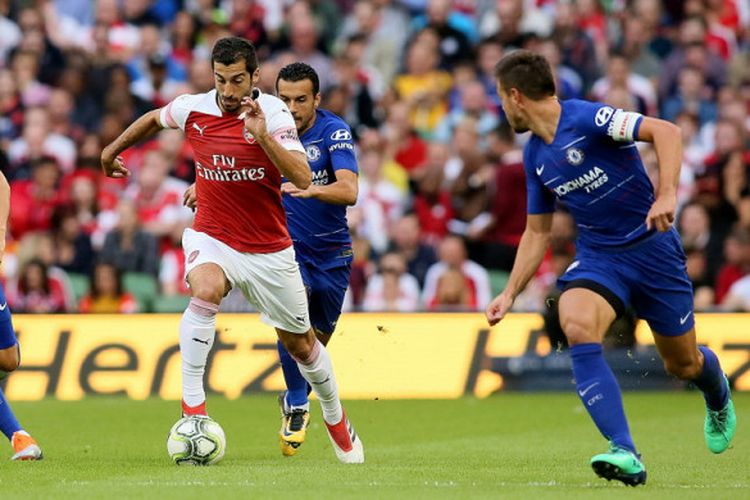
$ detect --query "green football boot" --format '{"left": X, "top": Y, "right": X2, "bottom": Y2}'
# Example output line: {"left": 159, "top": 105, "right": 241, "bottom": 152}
{"left": 705, "top": 377, "right": 736, "bottom": 454}
{"left": 591, "top": 444, "right": 647, "bottom": 487}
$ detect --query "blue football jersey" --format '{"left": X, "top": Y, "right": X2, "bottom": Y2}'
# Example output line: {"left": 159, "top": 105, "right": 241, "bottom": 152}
{"left": 283, "top": 109, "right": 358, "bottom": 268}
{"left": 524, "top": 99, "right": 656, "bottom": 249}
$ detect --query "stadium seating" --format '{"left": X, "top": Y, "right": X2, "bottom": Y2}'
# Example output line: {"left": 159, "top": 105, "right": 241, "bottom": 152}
{"left": 152, "top": 294, "right": 191, "bottom": 313}
{"left": 489, "top": 270, "right": 510, "bottom": 297}
{"left": 66, "top": 272, "right": 90, "bottom": 304}
{"left": 123, "top": 272, "right": 159, "bottom": 312}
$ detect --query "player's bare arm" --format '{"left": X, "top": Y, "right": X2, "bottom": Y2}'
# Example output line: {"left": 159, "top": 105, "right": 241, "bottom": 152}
{"left": 280, "top": 169, "right": 358, "bottom": 205}
{"left": 486, "top": 213, "right": 553, "bottom": 326}
{"left": 240, "top": 97, "right": 311, "bottom": 189}
{"left": 101, "top": 109, "right": 164, "bottom": 178}
{"left": 637, "top": 117, "right": 683, "bottom": 232}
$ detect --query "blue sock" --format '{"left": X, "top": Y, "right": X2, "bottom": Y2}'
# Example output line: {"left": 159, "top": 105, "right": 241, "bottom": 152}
{"left": 277, "top": 341, "right": 309, "bottom": 409}
{"left": 693, "top": 346, "right": 729, "bottom": 411}
{"left": 570, "top": 343, "right": 636, "bottom": 454}
{"left": 0, "top": 387, "right": 21, "bottom": 441}
{"left": 0, "top": 287, "right": 17, "bottom": 350}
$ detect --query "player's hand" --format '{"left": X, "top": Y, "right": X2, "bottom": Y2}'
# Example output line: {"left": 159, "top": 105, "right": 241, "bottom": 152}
{"left": 646, "top": 193, "right": 676, "bottom": 232}
{"left": 281, "top": 181, "right": 317, "bottom": 199}
{"left": 183, "top": 183, "right": 197, "bottom": 210}
{"left": 486, "top": 291, "right": 514, "bottom": 326}
{"left": 100, "top": 151, "right": 130, "bottom": 178}
{"left": 239, "top": 96, "right": 268, "bottom": 141}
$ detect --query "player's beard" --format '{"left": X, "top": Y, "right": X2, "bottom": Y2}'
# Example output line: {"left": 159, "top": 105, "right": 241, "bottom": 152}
{"left": 221, "top": 97, "right": 241, "bottom": 112}
{"left": 507, "top": 113, "right": 529, "bottom": 133}
{"left": 219, "top": 90, "right": 252, "bottom": 113}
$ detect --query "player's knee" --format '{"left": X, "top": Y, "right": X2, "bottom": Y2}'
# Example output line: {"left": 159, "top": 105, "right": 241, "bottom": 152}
{"left": 0, "top": 348, "right": 20, "bottom": 373}
{"left": 281, "top": 331, "right": 316, "bottom": 363}
{"left": 663, "top": 355, "right": 702, "bottom": 380}
{"left": 560, "top": 316, "right": 598, "bottom": 345}
{"left": 190, "top": 283, "right": 224, "bottom": 305}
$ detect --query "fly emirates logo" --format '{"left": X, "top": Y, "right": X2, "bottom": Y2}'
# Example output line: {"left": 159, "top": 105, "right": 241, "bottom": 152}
{"left": 552, "top": 166, "right": 608, "bottom": 196}
{"left": 195, "top": 154, "right": 266, "bottom": 182}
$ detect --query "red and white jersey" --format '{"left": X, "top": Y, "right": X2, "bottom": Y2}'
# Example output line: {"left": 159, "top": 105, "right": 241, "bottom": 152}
{"left": 159, "top": 88, "right": 304, "bottom": 253}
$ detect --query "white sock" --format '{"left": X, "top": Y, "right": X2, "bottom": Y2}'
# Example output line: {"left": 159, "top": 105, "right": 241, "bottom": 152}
{"left": 295, "top": 340, "right": 342, "bottom": 425}
{"left": 179, "top": 298, "right": 218, "bottom": 407}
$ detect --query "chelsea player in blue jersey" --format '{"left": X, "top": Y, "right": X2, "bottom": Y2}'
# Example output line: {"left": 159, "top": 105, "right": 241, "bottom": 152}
{"left": 274, "top": 63, "right": 359, "bottom": 456}
{"left": 486, "top": 51, "right": 736, "bottom": 486}
{"left": 0, "top": 171, "right": 42, "bottom": 461}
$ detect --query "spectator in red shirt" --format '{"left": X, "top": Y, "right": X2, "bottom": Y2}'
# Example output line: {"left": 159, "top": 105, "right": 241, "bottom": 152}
{"left": 715, "top": 228, "right": 750, "bottom": 304}
{"left": 9, "top": 156, "right": 62, "bottom": 239}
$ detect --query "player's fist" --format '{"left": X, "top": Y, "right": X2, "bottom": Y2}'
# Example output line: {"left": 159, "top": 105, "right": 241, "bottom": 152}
{"left": 100, "top": 149, "right": 130, "bottom": 178}
{"left": 485, "top": 291, "right": 514, "bottom": 327}
{"left": 239, "top": 96, "right": 268, "bottom": 141}
{"left": 646, "top": 193, "right": 676, "bottom": 232}
{"left": 183, "top": 183, "right": 197, "bottom": 210}
{"left": 281, "top": 181, "right": 317, "bottom": 199}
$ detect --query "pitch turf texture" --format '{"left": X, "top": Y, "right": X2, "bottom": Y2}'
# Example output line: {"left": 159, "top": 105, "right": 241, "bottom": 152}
{"left": 0, "top": 394, "right": 747, "bottom": 499}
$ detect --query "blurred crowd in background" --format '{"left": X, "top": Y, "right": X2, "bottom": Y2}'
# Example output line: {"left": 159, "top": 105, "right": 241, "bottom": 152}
{"left": 0, "top": 0, "right": 749, "bottom": 315}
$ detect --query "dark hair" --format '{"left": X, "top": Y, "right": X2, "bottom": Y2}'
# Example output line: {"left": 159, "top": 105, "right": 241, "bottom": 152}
{"left": 20, "top": 258, "right": 50, "bottom": 295}
{"left": 276, "top": 62, "right": 320, "bottom": 95}
{"left": 91, "top": 261, "right": 124, "bottom": 299}
{"left": 494, "top": 50, "right": 556, "bottom": 100}
{"left": 211, "top": 37, "right": 258, "bottom": 74}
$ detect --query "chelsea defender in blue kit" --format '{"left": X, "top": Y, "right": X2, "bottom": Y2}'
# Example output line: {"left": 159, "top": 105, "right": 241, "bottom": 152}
{"left": 275, "top": 63, "right": 359, "bottom": 456}
{"left": 0, "top": 171, "right": 42, "bottom": 460}
{"left": 486, "top": 51, "right": 736, "bottom": 486}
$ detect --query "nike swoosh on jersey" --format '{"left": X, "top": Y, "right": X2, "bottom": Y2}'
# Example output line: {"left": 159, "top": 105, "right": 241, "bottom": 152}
{"left": 535, "top": 165, "right": 545, "bottom": 176}
{"left": 680, "top": 311, "right": 693, "bottom": 325}
{"left": 0, "top": 303, "right": 6, "bottom": 311}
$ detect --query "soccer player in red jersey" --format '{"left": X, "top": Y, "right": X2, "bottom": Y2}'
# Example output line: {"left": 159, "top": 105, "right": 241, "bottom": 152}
{"left": 101, "top": 37, "right": 363, "bottom": 463}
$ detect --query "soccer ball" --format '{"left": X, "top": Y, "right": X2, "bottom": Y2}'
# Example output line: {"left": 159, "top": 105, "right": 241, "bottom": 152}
{"left": 166, "top": 415, "right": 226, "bottom": 466}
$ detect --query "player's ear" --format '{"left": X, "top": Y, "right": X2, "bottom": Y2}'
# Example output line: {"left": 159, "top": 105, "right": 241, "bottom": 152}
{"left": 252, "top": 67, "right": 260, "bottom": 84}
{"left": 313, "top": 92, "right": 321, "bottom": 109}
{"left": 510, "top": 88, "right": 523, "bottom": 107}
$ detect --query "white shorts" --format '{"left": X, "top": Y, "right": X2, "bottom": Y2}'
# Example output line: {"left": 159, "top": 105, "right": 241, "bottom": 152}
{"left": 182, "top": 228, "right": 310, "bottom": 333}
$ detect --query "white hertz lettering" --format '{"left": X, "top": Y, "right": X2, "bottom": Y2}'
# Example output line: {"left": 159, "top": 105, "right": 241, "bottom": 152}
{"left": 196, "top": 160, "right": 265, "bottom": 182}
{"left": 552, "top": 167, "right": 608, "bottom": 196}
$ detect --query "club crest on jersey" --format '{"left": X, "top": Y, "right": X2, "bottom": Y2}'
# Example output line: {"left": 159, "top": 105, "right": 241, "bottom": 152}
{"left": 243, "top": 129, "right": 256, "bottom": 144}
{"left": 566, "top": 147, "right": 585, "bottom": 166}
{"left": 306, "top": 144, "right": 321, "bottom": 161}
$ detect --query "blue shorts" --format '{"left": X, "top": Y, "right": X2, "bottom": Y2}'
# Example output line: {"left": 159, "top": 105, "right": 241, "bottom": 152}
{"left": 298, "top": 259, "right": 351, "bottom": 335}
{"left": 557, "top": 228, "right": 694, "bottom": 336}
{"left": 0, "top": 283, "right": 16, "bottom": 350}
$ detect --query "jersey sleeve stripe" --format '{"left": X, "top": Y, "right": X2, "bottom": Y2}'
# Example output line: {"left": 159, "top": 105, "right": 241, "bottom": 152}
{"left": 159, "top": 103, "right": 178, "bottom": 129}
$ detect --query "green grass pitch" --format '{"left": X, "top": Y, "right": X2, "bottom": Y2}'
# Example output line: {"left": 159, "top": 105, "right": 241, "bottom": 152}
{"left": 0, "top": 393, "right": 747, "bottom": 499}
